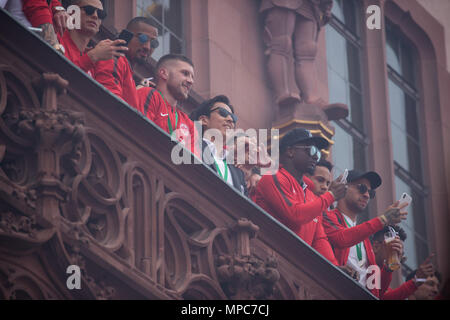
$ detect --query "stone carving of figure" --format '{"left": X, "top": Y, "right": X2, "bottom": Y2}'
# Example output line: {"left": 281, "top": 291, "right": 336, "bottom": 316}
{"left": 260, "top": 0, "right": 333, "bottom": 107}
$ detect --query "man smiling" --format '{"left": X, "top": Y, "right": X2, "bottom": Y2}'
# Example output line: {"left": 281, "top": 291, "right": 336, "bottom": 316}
{"left": 138, "top": 54, "right": 196, "bottom": 151}
{"left": 189, "top": 95, "right": 247, "bottom": 196}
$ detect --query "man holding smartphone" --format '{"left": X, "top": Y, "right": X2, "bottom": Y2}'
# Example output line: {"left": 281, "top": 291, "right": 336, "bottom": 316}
{"left": 23, "top": 0, "right": 125, "bottom": 76}
{"left": 322, "top": 169, "right": 408, "bottom": 298}
{"left": 95, "top": 16, "right": 158, "bottom": 109}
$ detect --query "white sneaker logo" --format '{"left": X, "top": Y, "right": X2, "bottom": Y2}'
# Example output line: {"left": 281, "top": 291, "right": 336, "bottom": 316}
{"left": 160, "top": 113, "right": 168, "bottom": 117}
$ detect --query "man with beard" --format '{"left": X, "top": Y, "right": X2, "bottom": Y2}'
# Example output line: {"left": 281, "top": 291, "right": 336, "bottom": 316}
{"left": 95, "top": 16, "right": 158, "bottom": 109}
{"left": 322, "top": 170, "right": 408, "bottom": 298}
{"left": 252, "top": 128, "right": 347, "bottom": 265}
{"left": 137, "top": 54, "right": 196, "bottom": 152}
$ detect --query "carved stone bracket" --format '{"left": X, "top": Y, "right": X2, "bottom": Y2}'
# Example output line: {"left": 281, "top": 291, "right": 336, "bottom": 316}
{"left": 215, "top": 218, "right": 280, "bottom": 299}
{"left": 64, "top": 226, "right": 116, "bottom": 300}
{"left": 21, "top": 73, "right": 86, "bottom": 227}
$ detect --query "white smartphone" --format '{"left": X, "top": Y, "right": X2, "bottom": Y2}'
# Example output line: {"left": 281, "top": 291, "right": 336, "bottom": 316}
{"left": 340, "top": 169, "right": 348, "bottom": 183}
{"left": 398, "top": 192, "right": 412, "bottom": 207}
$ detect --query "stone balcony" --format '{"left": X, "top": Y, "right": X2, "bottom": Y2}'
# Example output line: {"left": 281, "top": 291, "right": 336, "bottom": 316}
{"left": 0, "top": 9, "right": 375, "bottom": 300}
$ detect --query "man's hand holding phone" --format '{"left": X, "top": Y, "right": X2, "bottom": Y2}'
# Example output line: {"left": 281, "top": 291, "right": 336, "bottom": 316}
{"left": 328, "top": 176, "right": 348, "bottom": 201}
{"left": 88, "top": 39, "right": 128, "bottom": 62}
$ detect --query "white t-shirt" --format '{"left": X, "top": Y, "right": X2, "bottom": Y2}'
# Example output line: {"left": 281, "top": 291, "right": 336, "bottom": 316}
{"left": 343, "top": 214, "right": 369, "bottom": 287}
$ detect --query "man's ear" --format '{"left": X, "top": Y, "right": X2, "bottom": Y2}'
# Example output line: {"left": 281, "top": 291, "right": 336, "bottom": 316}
{"left": 198, "top": 114, "right": 209, "bottom": 127}
{"left": 158, "top": 68, "right": 169, "bottom": 81}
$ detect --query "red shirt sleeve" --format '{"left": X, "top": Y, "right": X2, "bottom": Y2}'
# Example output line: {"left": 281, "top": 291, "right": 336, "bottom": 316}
{"left": 312, "top": 218, "right": 339, "bottom": 266}
{"left": 95, "top": 58, "right": 125, "bottom": 101}
{"left": 255, "top": 173, "right": 335, "bottom": 229}
{"left": 379, "top": 266, "right": 394, "bottom": 298}
{"left": 23, "top": 0, "right": 61, "bottom": 26}
{"left": 382, "top": 280, "right": 417, "bottom": 300}
{"left": 322, "top": 210, "right": 384, "bottom": 249}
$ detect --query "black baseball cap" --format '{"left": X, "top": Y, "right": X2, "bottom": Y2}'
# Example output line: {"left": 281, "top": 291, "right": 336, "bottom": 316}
{"left": 347, "top": 170, "right": 382, "bottom": 189}
{"left": 279, "top": 128, "right": 329, "bottom": 153}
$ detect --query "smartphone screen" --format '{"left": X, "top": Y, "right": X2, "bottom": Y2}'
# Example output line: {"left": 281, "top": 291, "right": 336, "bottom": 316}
{"left": 117, "top": 29, "right": 134, "bottom": 48}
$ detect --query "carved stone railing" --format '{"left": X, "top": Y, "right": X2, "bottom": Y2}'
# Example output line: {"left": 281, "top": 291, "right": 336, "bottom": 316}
{"left": 0, "top": 9, "right": 375, "bottom": 300}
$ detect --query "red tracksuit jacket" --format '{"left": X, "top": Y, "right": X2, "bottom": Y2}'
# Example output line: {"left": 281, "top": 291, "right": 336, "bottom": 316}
{"left": 57, "top": 31, "right": 96, "bottom": 76}
{"left": 137, "top": 87, "right": 198, "bottom": 155}
{"left": 322, "top": 208, "right": 393, "bottom": 298}
{"left": 251, "top": 167, "right": 339, "bottom": 265}
{"left": 382, "top": 279, "right": 417, "bottom": 300}
{"left": 95, "top": 57, "right": 139, "bottom": 110}
{"left": 23, "top": 0, "right": 62, "bottom": 27}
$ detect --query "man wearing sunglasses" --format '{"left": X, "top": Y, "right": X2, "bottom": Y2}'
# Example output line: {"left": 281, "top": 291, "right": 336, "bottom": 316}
{"left": 95, "top": 16, "right": 158, "bottom": 109}
{"left": 24, "top": 0, "right": 126, "bottom": 77}
{"left": 252, "top": 128, "right": 347, "bottom": 266}
{"left": 322, "top": 169, "right": 408, "bottom": 298}
{"left": 189, "top": 95, "right": 247, "bottom": 196}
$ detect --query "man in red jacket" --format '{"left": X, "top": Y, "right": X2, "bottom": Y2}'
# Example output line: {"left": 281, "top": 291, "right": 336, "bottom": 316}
{"left": 95, "top": 16, "right": 159, "bottom": 109}
{"left": 252, "top": 128, "right": 347, "bottom": 266}
{"left": 322, "top": 169, "right": 408, "bottom": 298}
{"left": 23, "top": 0, "right": 127, "bottom": 76}
{"left": 371, "top": 225, "right": 436, "bottom": 299}
{"left": 137, "top": 54, "right": 197, "bottom": 154}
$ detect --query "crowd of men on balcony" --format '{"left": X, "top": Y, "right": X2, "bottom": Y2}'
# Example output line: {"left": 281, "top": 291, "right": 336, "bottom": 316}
{"left": 1, "top": 0, "right": 446, "bottom": 300}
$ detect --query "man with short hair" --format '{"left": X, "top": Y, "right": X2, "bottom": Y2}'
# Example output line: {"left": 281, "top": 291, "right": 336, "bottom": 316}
{"left": 137, "top": 54, "right": 196, "bottom": 150}
{"left": 306, "top": 159, "right": 333, "bottom": 196}
{"left": 190, "top": 95, "right": 247, "bottom": 195}
{"left": 322, "top": 169, "right": 408, "bottom": 298}
{"left": 95, "top": 16, "right": 159, "bottom": 108}
{"left": 252, "top": 128, "right": 347, "bottom": 265}
{"left": 23, "top": 0, "right": 123, "bottom": 74}
{"left": 406, "top": 269, "right": 441, "bottom": 300}
{"left": 371, "top": 226, "right": 436, "bottom": 299}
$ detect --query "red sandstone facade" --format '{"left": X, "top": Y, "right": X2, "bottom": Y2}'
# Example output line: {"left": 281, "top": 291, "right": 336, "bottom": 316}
{"left": 0, "top": 0, "right": 448, "bottom": 299}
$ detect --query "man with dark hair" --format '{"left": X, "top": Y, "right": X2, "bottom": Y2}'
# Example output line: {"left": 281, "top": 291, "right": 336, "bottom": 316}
{"left": 322, "top": 169, "right": 408, "bottom": 298}
{"left": 23, "top": 0, "right": 123, "bottom": 74}
{"left": 125, "top": 16, "right": 159, "bottom": 66}
{"left": 306, "top": 159, "right": 333, "bottom": 196}
{"left": 252, "top": 128, "right": 347, "bottom": 265}
{"left": 371, "top": 226, "right": 436, "bottom": 299}
{"left": 190, "top": 95, "right": 247, "bottom": 195}
{"left": 406, "top": 267, "right": 441, "bottom": 300}
{"left": 137, "top": 54, "right": 196, "bottom": 150}
{"left": 95, "top": 15, "right": 158, "bottom": 108}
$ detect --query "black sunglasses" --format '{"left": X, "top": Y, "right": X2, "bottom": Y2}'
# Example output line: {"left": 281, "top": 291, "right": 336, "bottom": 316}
{"left": 352, "top": 183, "right": 376, "bottom": 199}
{"left": 291, "top": 145, "right": 321, "bottom": 162}
{"left": 80, "top": 5, "right": 107, "bottom": 20}
{"left": 209, "top": 107, "right": 237, "bottom": 123}
{"left": 136, "top": 33, "right": 159, "bottom": 49}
